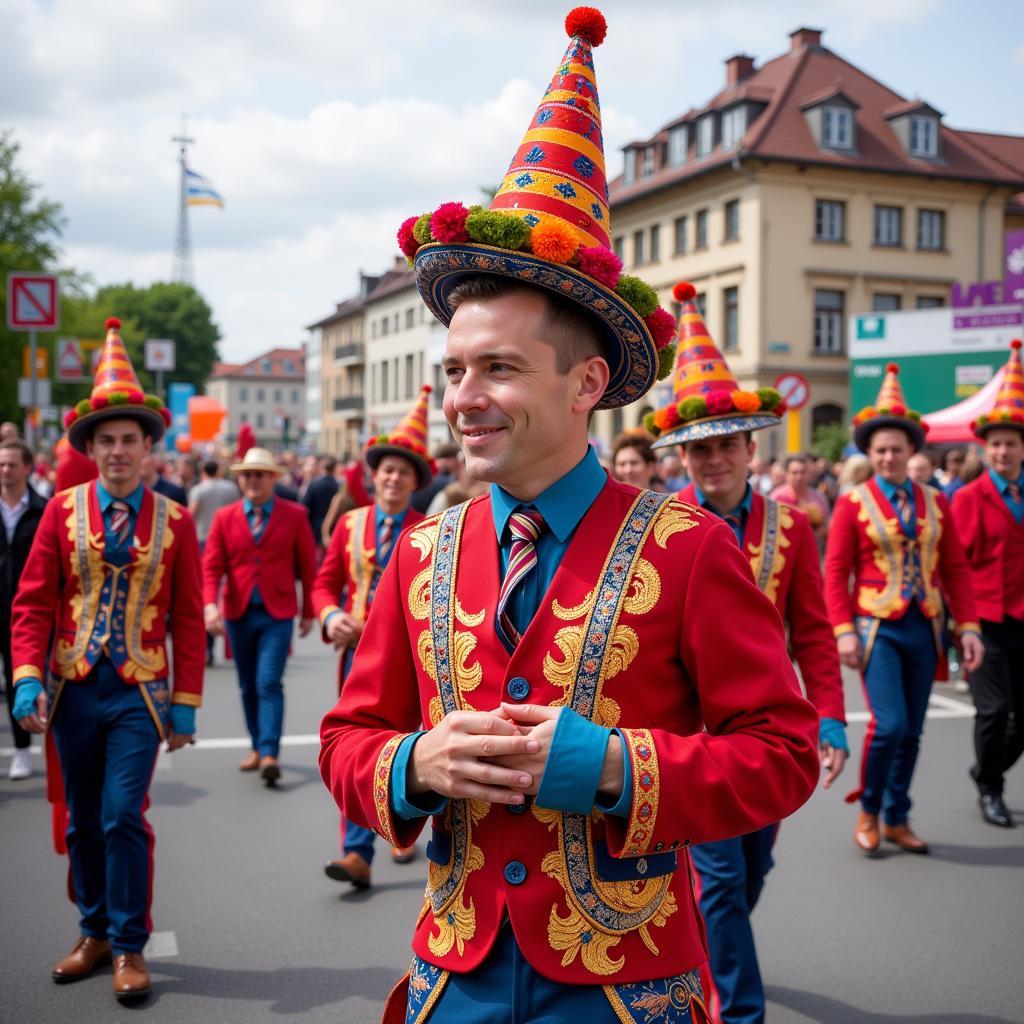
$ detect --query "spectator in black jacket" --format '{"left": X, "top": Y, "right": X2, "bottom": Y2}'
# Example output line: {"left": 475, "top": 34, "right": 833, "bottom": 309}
{"left": 302, "top": 456, "right": 339, "bottom": 558}
{"left": 0, "top": 440, "right": 47, "bottom": 779}
{"left": 141, "top": 454, "right": 187, "bottom": 505}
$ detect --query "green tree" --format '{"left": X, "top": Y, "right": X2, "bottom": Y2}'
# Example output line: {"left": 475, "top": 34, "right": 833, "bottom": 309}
{"left": 0, "top": 130, "right": 66, "bottom": 426}
{"left": 812, "top": 422, "right": 850, "bottom": 465}
{"left": 93, "top": 281, "right": 221, "bottom": 396}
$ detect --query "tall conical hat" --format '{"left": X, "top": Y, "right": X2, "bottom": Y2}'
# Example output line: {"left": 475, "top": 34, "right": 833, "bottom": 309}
{"left": 65, "top": 318, "right": 170, "bottom": 452}
{"left": 649, "top": 283, "right": 784, "bottom": 448}
{"left": 399, "top": 8, "right": 680, "bottom": 410}
{"left": 851, "top": 361, "right": 926, "bottom": 452}
{"left": 973, "top": 339, "right": 1024, "bottom": 438}
{"left": 365, "top": 385, "right": 435, "bottom": 488}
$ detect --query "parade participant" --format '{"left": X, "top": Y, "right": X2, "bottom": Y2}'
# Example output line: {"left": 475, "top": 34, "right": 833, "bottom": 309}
{"left": 648, "top": 282, "right": 846, "bottom": 1024}
{"left": 826, "top": 363, "right": 983, "bottom": 855}
{"left": 313, "top": 387, "right": 433, "bottom": 885}
{"left": 202, "top": 448, "right": 316, "bottom": 785}
{"left": 11, "top": 318, "right": 203, "bottom": 1002}
{"left": 954, "top": 340, "right": 1024, "bottom": 828}
{"left": 321, "top": 10, "right": 820, "bottom": 1021}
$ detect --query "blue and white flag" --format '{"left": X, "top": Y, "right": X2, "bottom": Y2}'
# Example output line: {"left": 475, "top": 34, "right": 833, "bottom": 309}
{"left": 186, "top": 168, "right": 224, "bottom": 208}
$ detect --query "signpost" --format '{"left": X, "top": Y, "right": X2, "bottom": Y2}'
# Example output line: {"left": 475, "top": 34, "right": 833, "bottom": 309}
{"left": 145, "top": 339, "right": 175, "bottom": 399}
{"left": 774, "top": 372, "right": 810, "bottom": 452}
{"left": 56, "top": 337, "right": 86, "bottom": 382}
{"left": 6, "top": 272, "right": 59, "bottom": 448}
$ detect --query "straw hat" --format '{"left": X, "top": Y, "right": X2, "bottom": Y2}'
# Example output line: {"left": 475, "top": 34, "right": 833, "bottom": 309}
{"left": 229, "top": 447, "right": 286, "bottom": 476}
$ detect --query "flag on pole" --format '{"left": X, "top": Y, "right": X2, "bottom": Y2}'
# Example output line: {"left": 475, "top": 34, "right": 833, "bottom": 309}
{"left": 186, "top": 168, "right": 224, "bottom": 208}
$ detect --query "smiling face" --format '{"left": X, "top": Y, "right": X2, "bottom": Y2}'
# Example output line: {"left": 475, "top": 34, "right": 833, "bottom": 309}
{"left": 371, "top": 454, "right": 418, "bottom": 513}
{"left": 86, "top": 418, "right": 150, "bottom": 491}
{"left": 442, "top": 289, "right": 608, "bottom": 499}
{"left": 985, "top": 427, "right": 1024, "bottom": 481}
{"left": 684, "top": 433, "right": 755, "bottom": 510}
{"left": 868, "top": 427, "right": 913, "bottom": 484}
{"left": 612, "top": 444, "right": 653, "bottom": 488}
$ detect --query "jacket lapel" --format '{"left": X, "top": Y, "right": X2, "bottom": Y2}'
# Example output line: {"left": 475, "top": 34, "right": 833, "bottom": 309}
{"left": 982, "top": 471, "right": 1023, "bottom": 530}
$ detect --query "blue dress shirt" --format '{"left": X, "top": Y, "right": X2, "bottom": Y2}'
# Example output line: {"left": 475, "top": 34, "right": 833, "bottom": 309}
{"left": 875, "top": 474, "right": 916, "bottom": 537}
{"left": 693, "top": 482, "right": 752, "bottom": 545}
{"left": 97, "top": 481, "right": 144, "bottom": 553}
{"left": 375, "top": 505, "right": 409, "bottom": 570}
{"left": 989, "top": 468, "right": 1024, "bottom": 524}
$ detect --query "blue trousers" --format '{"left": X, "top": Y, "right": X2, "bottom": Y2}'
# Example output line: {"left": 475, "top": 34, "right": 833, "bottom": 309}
{"left": 860, "top": 605, "right": 938, "bottom": 825}
{"left": 50, "top": 661, "right": 161, "bottom": 953}
{"left": 225, "top": 604, "right": 293, "bottom": 758}
{"left": 339, "top": 646, "right": 378, "bottom": 863}
{"left": 691, "top": 825, "right": 777, "bottom": 1024}
{"left": 412, "top": 924, "right": 705, "bottom": 1023}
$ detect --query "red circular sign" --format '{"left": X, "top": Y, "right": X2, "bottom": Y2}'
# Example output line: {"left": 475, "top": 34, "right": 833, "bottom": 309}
{"left": 774, "top": 372, "right": 810, "bottom": 410}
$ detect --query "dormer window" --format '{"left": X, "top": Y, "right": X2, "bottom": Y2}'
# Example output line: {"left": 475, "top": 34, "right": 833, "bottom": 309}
{"left": 910, "top": 115, "right": 938, "bottom": 158}
{"left": 668, "top": 125, "right": 688, "bottom": 167}
{"left": 622, "top": 148, "right": 636, "bottom": 186}
{"left": 823, "top": 106, "right": 853, "bottom": 149}
{"left": 260, "top": 357, "right": 272, "bottom": 374}
{"left": 696, "top": 114, "right": 715, "bottom": 158}
{"left": 641, "top": 145, "right": 656, "bottom": 178}
{"left": 721, "top": 106, "right": 747, "bottom": 150}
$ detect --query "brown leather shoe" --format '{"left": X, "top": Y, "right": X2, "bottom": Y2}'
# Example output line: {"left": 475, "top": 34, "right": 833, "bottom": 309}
{"left": 391, "top": 845, "right": 417, "bottom": 865}
{"left": 52, "top": 936, "right": 112, "bottom": 983}
{"left": 113, "top": 952, "right": 150, "bottom": 1002}
{"left": 260, "top": 755, "right": 281, "bottom": 785}
{"left": 324, "top": 851, "right": 371, "bottom": 889}
{"left": 883, "top": 822, "right": 929, "bottom": 854}
{"left": 854, "top": 811, "right": 880, "bottom": 854}
{"left": 239, "top": 750, "right": 260, "bottom": 771}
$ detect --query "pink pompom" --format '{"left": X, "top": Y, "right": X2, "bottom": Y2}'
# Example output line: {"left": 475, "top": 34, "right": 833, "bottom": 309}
{"left": 160, "top": 407, "right": 172, "bottom": 426}
{"left": 127, "top": 390, "right": 145, "bottom": 404}
{"left": 578, "top": 245, "right": 623, "bottom": 289}
{"left": 397, "top": 216, "right": 419, "bottom": 258}
{"left": 92, "top": 395, "right": 110, "bottom": 410}
{"left": 644, "top": 307, "right": 676, "bottom": 350}
{"left": 64, "top": 409, "right": 77, "bottom": 428}
{"left": 430, "top": 202, "right": 470, "bottom": 244}
{"left": 706, "top": 390, "right": 734, "bottom": 415}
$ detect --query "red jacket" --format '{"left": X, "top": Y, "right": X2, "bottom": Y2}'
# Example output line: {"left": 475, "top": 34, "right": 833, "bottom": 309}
{"left": 953, "top": 472, "right": 1024, "bottom": 622}
{"left": 320, "top": 481, "right": 819, "bottom": 984}
{"left": 824, "top": 477, "right": 979, "bottom": 637}
{"left": 312, "top": 502, "right": 425, "bottom": 629}
{"left": 679, "top": 485, "right": 845, "bottom": 722}
{"left": 203, "top": 498, "right": 316, "bottom": 621}
{"left": 12, "top": 482, "right": 204, "bottom": 708}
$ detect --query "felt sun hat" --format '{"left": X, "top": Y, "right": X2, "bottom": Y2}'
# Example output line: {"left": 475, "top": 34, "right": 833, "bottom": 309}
{"left": 229, "top": 448, "right": 286, "bottom": 476}
{"left": 648, "top": 283, "right": 785, "bottom": 448}
{"left": 65, "top": 317, "right": 171, "bottom": 452}
{"left": 400, "top": 7, "right": 678, "bottom": 410}
{"left": 851, "top": 361, "right": 927, "bottom": 453}
{"left": 364, "top": 384, "right": 435, "bottom": 489}
{"left": 972, "top": 339, "right": 1024, "bottom": 438}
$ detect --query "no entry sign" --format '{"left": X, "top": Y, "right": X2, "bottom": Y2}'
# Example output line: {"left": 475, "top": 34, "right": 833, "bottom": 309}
{"left": 7, "top": 273, "right": 59, "bottom": 331}
{"left": 774, "top": 372, "right": 810, "bottom": 411}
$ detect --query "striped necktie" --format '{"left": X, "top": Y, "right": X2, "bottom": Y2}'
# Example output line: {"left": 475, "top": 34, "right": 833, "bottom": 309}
{"left": 250, "top": 505, "right": 264, "bottom": 537}
{"left": 1008, "top": 481, "right": 1021, "bottom": 505}
{"left": 377, "top": 515, "right": 395, "bottom": 565}
{"left": 894, "top": 486, "right": 914, "bottom": 532}
{"left": 109, "top": 500, "right": 132, "bottom": 546}
{"left": 496, "top": 508, "right": 546, "bottom": 649}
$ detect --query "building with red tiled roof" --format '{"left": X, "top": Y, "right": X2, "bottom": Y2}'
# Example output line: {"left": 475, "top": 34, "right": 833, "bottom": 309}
{"left": 207, "top": 346, "right": 306, "bottom": 445}
{"left": 597, "top": 26, "right": 1024, "bottom": 453}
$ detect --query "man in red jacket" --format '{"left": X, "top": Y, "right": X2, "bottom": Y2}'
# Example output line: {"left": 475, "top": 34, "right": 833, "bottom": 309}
{"left": 203, "top": 447, "right": 316, "bottom": 785}
{"left": 826, "top": 364, "right": 983, "bottom": 856}
{"left": 954, "top": 339, "right": 1024, "bottom": 828}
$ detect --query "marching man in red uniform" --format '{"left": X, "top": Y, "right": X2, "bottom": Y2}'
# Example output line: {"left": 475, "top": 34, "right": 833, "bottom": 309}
{"left": 320, "top": 10, "right": 820, "bottom": 1022}
{"left": 314, "top": 387, "right": 432, "bottom": 885}
{"left": 647, "top": 283, "right": 847, "bottom": 1024}
{"left": 954, "top": 339, "right": 1024, "bottom": 828}
{"left": 825, "top": 364, "right": 983, "bottom": 856}
{"left": 11, "top": 319, "right": 204, "bottom": 1002}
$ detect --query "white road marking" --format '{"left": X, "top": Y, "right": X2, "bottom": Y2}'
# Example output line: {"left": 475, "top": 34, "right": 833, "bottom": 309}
{"left": 144, "top": 931, "right": 178, "bottom": 958}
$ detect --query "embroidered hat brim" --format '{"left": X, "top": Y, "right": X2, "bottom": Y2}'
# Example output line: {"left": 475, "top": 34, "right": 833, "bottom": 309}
{"left": 67, "top": 405, "right": 166, "bottom": 453}
{"left": 415, "top": 242, "right": 657, "bottom": 411}
{"left": 852, "top": 415, "right": 926, "bottom": 453}
{"left": 364, "top": 444, "right": 433, "bottom": 490}
{"left": 652, "top": 412, "right": 781, "bottom": 449}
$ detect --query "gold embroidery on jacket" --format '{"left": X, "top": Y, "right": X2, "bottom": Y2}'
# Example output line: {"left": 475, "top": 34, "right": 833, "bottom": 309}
{"left": 652, "top": 500, "right": 701, "bottom": 548}
{"left": 746, "top": 499, "right": 793, "bottom": 604}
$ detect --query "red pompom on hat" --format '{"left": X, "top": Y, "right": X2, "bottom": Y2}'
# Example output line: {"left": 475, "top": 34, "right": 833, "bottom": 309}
{"left": 565, "top": 7, "right": 607, "bottom": 46}
{"left": 673, "top": 282, "right": 697, "bottom": 302}
{"left": 886, "top": 362, "right": 901, "bottom": 374}
{"left": 106, "top": 316, "right": 121, "bottom": 330}
{"left": 1012, "top": 338, "right": 1022, "bottom": 350}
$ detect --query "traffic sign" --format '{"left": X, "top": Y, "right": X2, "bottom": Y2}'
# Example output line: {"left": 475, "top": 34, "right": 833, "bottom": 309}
{"left": 18, "top": 378, "right": 52, "bottom": 407}
{"left": 774, "top": 372, "right": 810, "bottom": 411}
{"left": 56, "top": 337, "right": 86, "bottom": 381}
{"left": 145, "top": 339, "right": 176, "bottom": 372}
{"left": 22, "top": 347, "right": 49, "bottom": 378}
{"left": 6, "top": 273, "right": 59, "bottom": 331}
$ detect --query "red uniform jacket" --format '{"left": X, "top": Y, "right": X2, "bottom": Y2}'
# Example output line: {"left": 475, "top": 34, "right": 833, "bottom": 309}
{"left": 12, "top": 482, "right": 204, "bottom": 710}
{"left": 824, "top": 478, "right": 980, "bottom": 638}
{"left": 953, "top": 473, "right": 1024, "bottom": 623}
{"left": 312, "top": 502, "right": 426, "bottom": 629}
{"left": 679, "top": 486, "right": 845, "bottom": 722}
{"left": 320, "top": 481, "right": 819, "bottom": 984}
{"left": 202, "top": 498, "right": 316, "bottom": 621}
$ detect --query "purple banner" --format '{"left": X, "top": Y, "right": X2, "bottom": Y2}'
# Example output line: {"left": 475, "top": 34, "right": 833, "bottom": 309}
{"left": 953, "top": 310, "right": 1023, "bottom": 330}
{"left": 1006, "top": 229, "right": 1024, "bottom": 305}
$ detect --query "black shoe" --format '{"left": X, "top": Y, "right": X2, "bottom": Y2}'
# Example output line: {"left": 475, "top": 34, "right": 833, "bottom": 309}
{"left": 979, "top": 793, "right": 1014, "bottom": 828}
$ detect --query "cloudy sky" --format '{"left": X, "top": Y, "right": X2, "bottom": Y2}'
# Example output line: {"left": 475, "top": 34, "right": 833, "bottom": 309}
{"left": 4, "top": 0, "right": 1022, "bottom": 362}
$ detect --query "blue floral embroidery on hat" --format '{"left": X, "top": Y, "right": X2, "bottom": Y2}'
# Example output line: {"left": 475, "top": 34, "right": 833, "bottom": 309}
{"left": 524, "top": 146, "right": 546, "bottom": 165}
{"left": 554, "top": 182, "right": 578, "bottom": 199}
{"left": 515, "top": 173, "right": 535, "bottom": 188}
{"left": 591, "top": 203, "right": 603, "bottom": 221}
{"left": 523, "top": 213, "right": 541, "bottom": 227}
{"left": 574, "top": 155, "right": 596, "bottom": 178}
{"left": 537, "top": 109, "right": 553, "bottom": 125}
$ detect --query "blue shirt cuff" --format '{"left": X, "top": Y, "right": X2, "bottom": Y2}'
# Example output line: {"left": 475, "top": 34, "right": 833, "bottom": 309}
{"left": 594, "top": 728, "right": 633, "bottom": 817}
{"left": 12, "top": 679, "right": 43, "bottom": 720}
{"left": 390, "top": 732, "right": 449, "bottom": 821}
{"left": 537, "top": 707, "right": 610, "bottom": 814}
{"left": 819, "top": 716, "right": 849, "bottom": 753}
{"left": 169, "top": 705, "right": 196, "bottom": 736}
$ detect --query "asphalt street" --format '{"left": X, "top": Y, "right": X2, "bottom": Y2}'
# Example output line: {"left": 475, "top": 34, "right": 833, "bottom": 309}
{"left": 3, "top": 629, "right": 1023, "bottom": 1024}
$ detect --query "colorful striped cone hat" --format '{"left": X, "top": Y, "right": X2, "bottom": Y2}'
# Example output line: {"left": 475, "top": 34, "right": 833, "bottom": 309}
{"left": 649, "top": 283, "right": 784, "bottom": 448}
{"left": 400, "top": 7, "right": 679, "bottom": 410}
{"left": 973, "top": 339, "right": 1024, "bottom": 438}
{"left": 365, "top": 384, "right": 435, "bottom": 488}
{"left": 851, "top": 361, "right": 926, "bottom": 452}
{"left": 65, "top": 317, "right": 170, "bottom": 452}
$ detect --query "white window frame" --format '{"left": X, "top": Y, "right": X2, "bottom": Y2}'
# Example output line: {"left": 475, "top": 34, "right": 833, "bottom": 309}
{"left": 917, "top": 209, "right": 945, "bottom": 251}
{"left": 910, "top": 115, "right": 938, "bottom": 158}
{"left": 874, "top": 205, "right": 902, "bottom": 247}
{"left": 696, "top": 115, "right": 715, "bottom": 158}
{"left": 724, "top": 199, "right": 740, "bottom": 241}
{"left": 641, "top": 146, "right": 656, "bottom": 178}
{"left": 622, "top": 150, "right": 636, "bottom": 186}
{"left": 822, "top": 106, "right": 853, "bottom": 149}
{"left": 668, "top": 126, "right": 688, "bottom": 166}
{"left": 813, "top": 290, "right": 845, "bottom": 354}
{"left": 721, "top": 106, "right": 746, "bottom": 150}
{"left": 723, "top": 287, "right": 740, "bottom": 352}
{"left": 815, "top": 200, "right": 845, "bottom": 242}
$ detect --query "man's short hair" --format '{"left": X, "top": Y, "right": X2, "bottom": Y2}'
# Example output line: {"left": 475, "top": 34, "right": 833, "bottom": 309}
{"left": 612, "top": 431, "right": 656, "bottom": 465}
{"left": 322, "top": 456, "right": 338, "bottom": 474}
{"left": 203, "top": 460, "right": 220, "bottom": 477}
{"left": 447, "top": 276, "right": 605, "bottom": 374}
{"left": 0, "top": 439, "right": 34, "bottom": 466}
{"left": 783, "top": 453, "right": 808, "bottom": 471}
{"left": 434, "top": 442, "right": 462, "bottom": 460}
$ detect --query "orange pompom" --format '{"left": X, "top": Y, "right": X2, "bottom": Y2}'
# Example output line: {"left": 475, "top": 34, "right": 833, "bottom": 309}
{"left": 673, "top": 282, "right": 696, "bottom": 302}
{"left": 731, "top": 390, "right": 762, "bottom": 413}
{"left": 1012, "top": 338, "right": 1022, "bottom": 350}
{"left": 105, "top": 316, "right": 121, "bottom": 330}
{"left": 530, "top": 220, "right": 580, "bottom": 264}
{"left": 565, "top": 7, "right": 607, "bottom": 46}
{"left": 886, "top": 362, "right": 900, "bottom": 374}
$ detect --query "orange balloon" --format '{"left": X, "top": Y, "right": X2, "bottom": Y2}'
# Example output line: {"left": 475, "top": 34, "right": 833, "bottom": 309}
{"left": 175, "top": 433, "right": 193, "bottom": 453}
{"left": 188, "top": 396, "right": 227, "bottom": 442}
